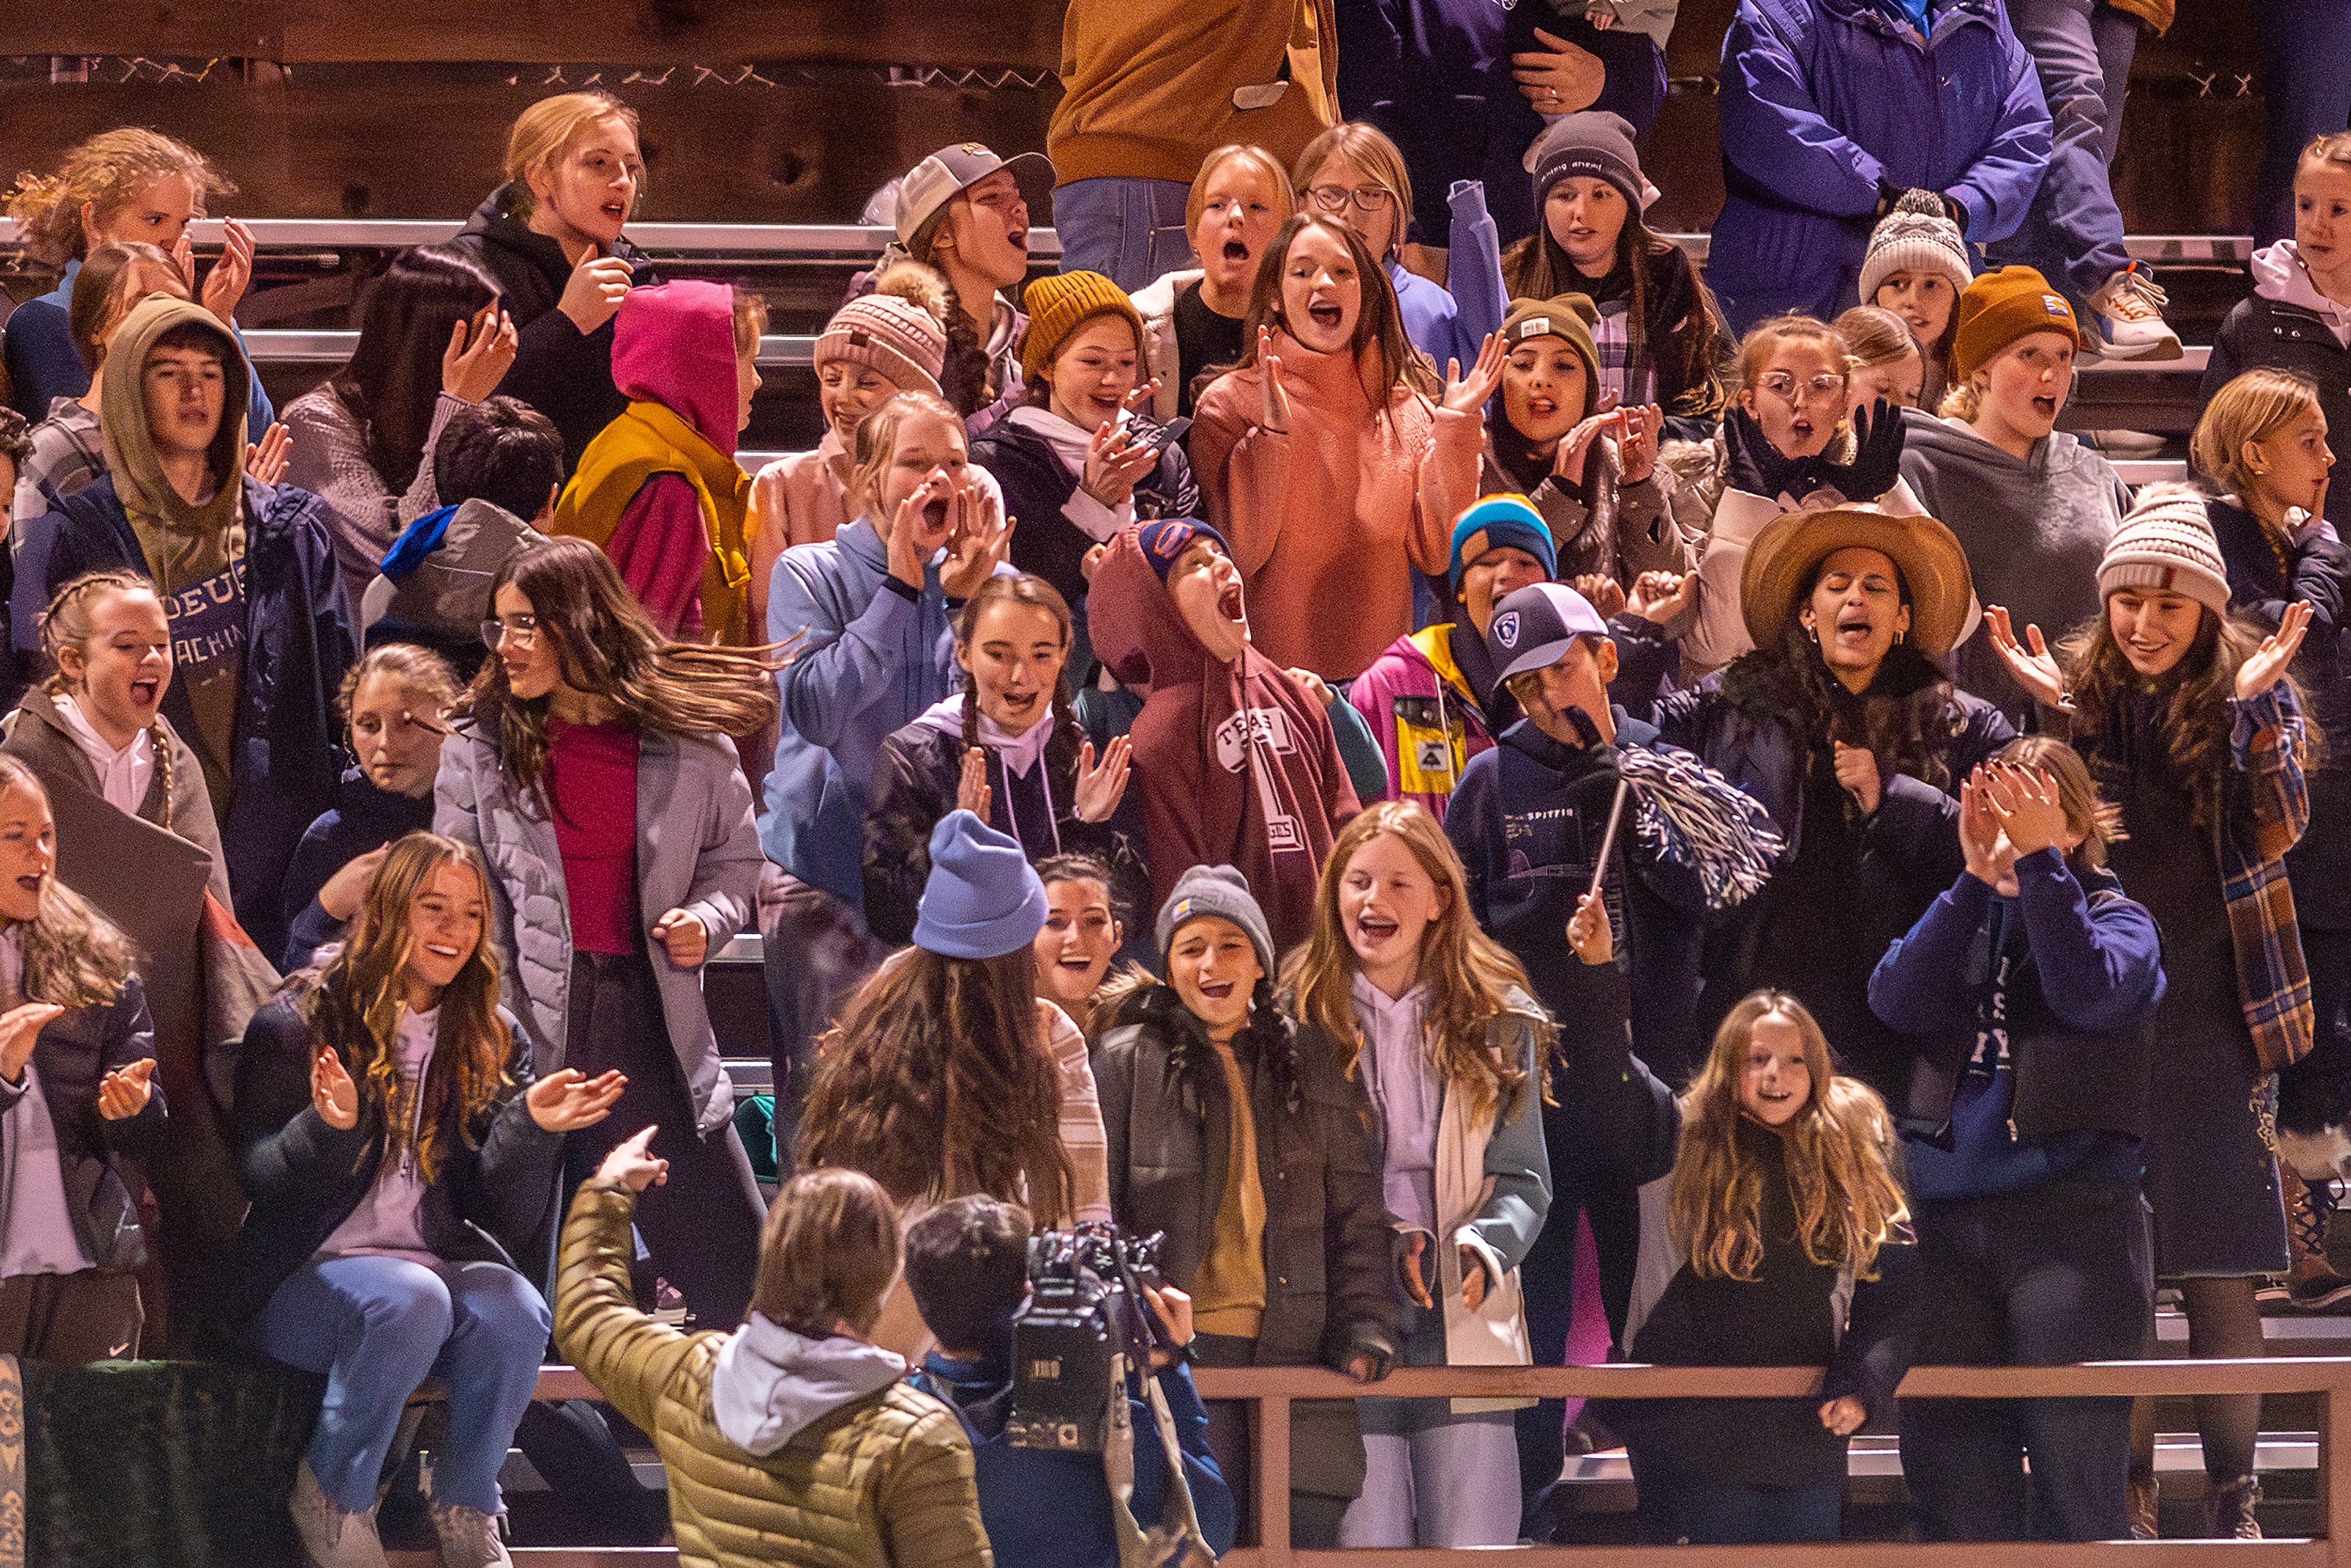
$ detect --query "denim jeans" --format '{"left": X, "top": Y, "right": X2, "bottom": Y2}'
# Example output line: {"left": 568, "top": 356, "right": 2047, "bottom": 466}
{"left": 1051, "top": 177, "right": 1192, "bottom": 292}
{"left": 2257, "top": 0, "right": 2351, "bottom": 244}
{"left": 249, "top": 1255, "right": 552, "bottom": 1516}
{"left": 1987, "top": 0, "right": 2140, "bottom": 306}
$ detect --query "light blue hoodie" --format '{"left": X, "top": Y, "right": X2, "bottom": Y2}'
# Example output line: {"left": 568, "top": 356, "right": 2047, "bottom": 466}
{"left": 761, "top": 515, "right": 1012, "bottom": 902}
{"left": 711, "top": 1313, "right": 908, "bottom": 1457}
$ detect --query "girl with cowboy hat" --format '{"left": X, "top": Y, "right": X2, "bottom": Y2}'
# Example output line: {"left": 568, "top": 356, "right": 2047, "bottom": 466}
{"left": 1654, "top": 504, "right": 2012, "bottom": 1101}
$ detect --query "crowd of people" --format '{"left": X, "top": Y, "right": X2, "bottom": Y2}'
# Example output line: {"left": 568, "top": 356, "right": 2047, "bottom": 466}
{"left": 1, "top": 2, "right": 2350, "bottom": 1562}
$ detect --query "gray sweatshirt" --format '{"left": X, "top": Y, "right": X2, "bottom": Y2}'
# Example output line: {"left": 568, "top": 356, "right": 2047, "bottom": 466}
{"left": 1899, "top": 409, "right": 2132, "bottom": 720}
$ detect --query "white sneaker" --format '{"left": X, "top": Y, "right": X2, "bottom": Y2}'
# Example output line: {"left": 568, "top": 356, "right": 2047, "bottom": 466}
{"left": 290, "top": 1460, "right": 391, "bottom": 1568}
{"left": 429, "top": 1499, "right": 516, "bottom": 1568}
{"left": 2087, "top": 264, "right": 2183, "bottom": 361}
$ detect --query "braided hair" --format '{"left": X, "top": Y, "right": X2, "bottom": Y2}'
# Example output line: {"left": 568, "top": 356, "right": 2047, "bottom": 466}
{"left": 954, "top": 574, "right": 1081, "bottom": 782}
{"left": 38, "top": 569, "right": 177, "bottom": 833}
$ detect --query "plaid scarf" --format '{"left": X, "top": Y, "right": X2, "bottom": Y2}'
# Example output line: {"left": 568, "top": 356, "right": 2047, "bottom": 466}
{"left": 1589, "top": 301, "right": 1657, "bottom": 412}
{"left": 2224, "top": 685, "right": 2315, "bottom": 1073}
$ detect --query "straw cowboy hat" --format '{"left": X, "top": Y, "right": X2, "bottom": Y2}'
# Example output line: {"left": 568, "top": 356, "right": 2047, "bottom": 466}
{"left": 1740, "top": 506, "right": 1976, "bottom": 659}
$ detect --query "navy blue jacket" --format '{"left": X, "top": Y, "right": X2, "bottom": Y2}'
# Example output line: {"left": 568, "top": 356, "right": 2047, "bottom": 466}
{"left": 1709, "top": 0, "right": 2050, "bottom": 328}
{"left": 1869, "top": 851, "right": 2163, "bottom": 1195}
{"left": 1447, "top": 709, "right": 1726, "bottom": 1087}
{"left": 910, "top": 1352, "right": 1237, "bottom": 1568}
{"left": 280, "top": 767, "right": 438, "bottom": 971}
{"left": 18, "top": 473, "right": 357, "bottom": 961}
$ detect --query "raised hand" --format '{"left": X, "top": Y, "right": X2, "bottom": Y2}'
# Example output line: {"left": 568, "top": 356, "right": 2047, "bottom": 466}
{"left": 1284, "top": 666, "right": 1338, "bottom": 709}
{"left": 1984, "top": 606, "right": 2068, "bottom": 710}
{"left": 2237, "top": 599, "right": 2312, "bottom": 700}
{"left": 956, "top": 746, "right": 993, "bottom": 820}
{"left": 1073, "top": 736, "right": 1131, "bottom": 823}
{"left": 1567, "top": 889, "right": 1613, "bottom": 966}
{"left": 1257, "top": 326, "right": 1292, "bottom": 433}
{"left": 245, "top": 421, "right": 292, "bottom": 487}
{"left": 1616, "top": 403, "right": 1665, "bottom": 485}
{"left": 1573, "top": 572, "right": 1627, "bottom": 620}
{"left": 938, "top": 481, "right": 1014, "bottom": 601}
{"left": 0, "top": 1002, "right": 65, "bottom": 1084}
{"left": 1957, "top": 768, "right": 2004, "bottom": 886}
{"left": 558, "top": 253, "right": 634, "bottom": 336}
{"left": 887, "top": 468, "right": 959, "bottom": 590}
{"left": 96, "top": 1057, "right": 157, "bottom": 1121}
{"left": 525, "top": 1067, "right": 627, "bottom": 1133}
{"left": 1122, "top": 378, "right": 1163, "bottom": 416}
{"left": 1554, "top": 410, "right": 1620, "bottom": 487}
{"left": 650, "top": 907, "right": 709, "bottom": 969}
{"left": 1081, "top": 420, "right": 1158, "bottom": 509}
{"left": 1832, "top": 741, "right": 1882, "bottom": 816}
{"left": 310, "top": 1045, "right": 359, "bottom": 1131}
{"left": 594, "top": 1124, "right": 670, "bottom": 1193}
{"left": 201, "top": 217, "right": 256, "bottom": 325}
{"left": 443, "top": 301, "right": 519, "bottom": 402}
{"left": 1626, "top": 569, "right": 1697, "bottom": 627}
{"left": 1441, "top": 332, "right": 1508, "bottom": 418}
{"left": 1984, "top": 762, "right": 2068, "bottom": 858}
{"left": 317, "top": 844, "right": 389, "bottom": 922}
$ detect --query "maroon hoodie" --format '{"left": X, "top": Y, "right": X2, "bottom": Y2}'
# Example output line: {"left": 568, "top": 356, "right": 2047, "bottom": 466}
{"left": 1090, "top": 527, "right": 1360, "bottom": 953}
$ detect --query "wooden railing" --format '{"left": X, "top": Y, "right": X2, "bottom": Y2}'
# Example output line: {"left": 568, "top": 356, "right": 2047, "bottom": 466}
{"left": 501, "top": 1356, "right": 2351, "bottom": 1564}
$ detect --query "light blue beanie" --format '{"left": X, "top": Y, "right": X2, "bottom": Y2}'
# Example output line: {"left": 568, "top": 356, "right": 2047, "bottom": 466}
{"left": 913, "top": 809, "right": 1051, "bottom": 959}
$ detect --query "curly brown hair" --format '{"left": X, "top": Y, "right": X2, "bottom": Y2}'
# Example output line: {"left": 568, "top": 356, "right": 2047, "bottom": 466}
{"left": 1719, "top": 622, "right": 1974, "bottom": 792}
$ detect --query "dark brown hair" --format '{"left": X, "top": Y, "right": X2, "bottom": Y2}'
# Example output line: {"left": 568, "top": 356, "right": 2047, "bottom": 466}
{"left": 69, "top": 241, "right": 187, "bottom": 373}
{"left": 902, "top": 1194, "right": 1032, "bottom": 1353}
{"left": 954, "top": 574, "right": 1080, "bottom": 770}
{"left": 751, "top": 1167, "right": 905, "bottom": 1338}
{"left": 331, "top": 244, "right": 503, "bottom": 494}
{"left": 1233, "top": 213, "right": 1439, "bottom": 405}
{"left": 459, "top": 536, "right": 788, "bottom": 803}
{"left": 798, "top": 944, "right": 1078, "bottom": 1225}
{"left": 1502, "top": 208, "right": 1730, "bottom": 419}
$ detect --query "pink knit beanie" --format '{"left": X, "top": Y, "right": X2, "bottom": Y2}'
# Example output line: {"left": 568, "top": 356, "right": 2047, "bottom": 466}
{"left": 816, "top": 286, "right": 947, "bottom": 399}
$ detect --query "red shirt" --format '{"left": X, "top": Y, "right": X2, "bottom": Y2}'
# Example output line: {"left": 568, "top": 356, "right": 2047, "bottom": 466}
{"left": 548, "top": 719, "right": 641, "bottom": 956}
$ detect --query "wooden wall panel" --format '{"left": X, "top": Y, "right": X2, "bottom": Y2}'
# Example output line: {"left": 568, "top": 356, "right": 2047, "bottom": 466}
{"left": 0, "top": 1, "right": 1066, "bottom": 69}
{"left": 0, "top": 75, "right": 1054, "bottom": 224}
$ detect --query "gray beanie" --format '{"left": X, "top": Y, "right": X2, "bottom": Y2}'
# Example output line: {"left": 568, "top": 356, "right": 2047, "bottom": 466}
{"left": 1526, "top": 111, "right": 1654, "bottom": 212}
{"left": 1156, "top": 865, "right": 1276, "bottom": 979}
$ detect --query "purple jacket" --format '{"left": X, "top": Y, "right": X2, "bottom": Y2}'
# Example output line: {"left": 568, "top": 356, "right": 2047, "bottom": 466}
{"left": 1708, "top": 0, "right": 2051, "bottom": 330}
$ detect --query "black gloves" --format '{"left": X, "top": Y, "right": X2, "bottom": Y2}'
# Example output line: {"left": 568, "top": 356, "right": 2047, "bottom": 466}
{"left": 1725, "top": 397, "right": 1907, "bottom": 504}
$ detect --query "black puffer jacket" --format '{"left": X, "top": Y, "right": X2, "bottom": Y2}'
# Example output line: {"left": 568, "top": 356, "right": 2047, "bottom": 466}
{"left": 0, "top": 975, "right": 164, "bottom": 1273}
{"left": 448, "top": 185, "right": 662, "bottom": 471}
{"left": 223, "top": 978, "right": 559, "bottom": 1325}
{"left": 1091, "top": 983, "right": 1398, "bottom": 1501}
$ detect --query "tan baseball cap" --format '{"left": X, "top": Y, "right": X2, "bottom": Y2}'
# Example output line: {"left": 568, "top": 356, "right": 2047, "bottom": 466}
{"left": 894, "top": 143, "right": 1056, "bottom": 247}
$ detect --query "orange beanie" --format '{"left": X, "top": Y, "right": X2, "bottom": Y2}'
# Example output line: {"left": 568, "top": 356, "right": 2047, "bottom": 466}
{"left": 1951, "top": 266, "right": 2079, "bottom": 384}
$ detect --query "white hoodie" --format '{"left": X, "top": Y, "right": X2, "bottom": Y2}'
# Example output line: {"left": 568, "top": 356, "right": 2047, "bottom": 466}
{"left": 2254, "top": 241, "right": 2351, "bottom": 350}
{"left": 709, "top": 1313, "right": 907, "bottom": 1457}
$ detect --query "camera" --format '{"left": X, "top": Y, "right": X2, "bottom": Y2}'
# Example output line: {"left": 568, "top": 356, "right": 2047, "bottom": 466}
{"left": 1003, "top": 1221, "right": 1167, "bottom": 1453}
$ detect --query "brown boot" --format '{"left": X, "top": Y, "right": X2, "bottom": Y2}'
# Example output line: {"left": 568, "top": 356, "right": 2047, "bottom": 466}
{"left": 2284, "top": 1167, "right": 2351, "bottom": 1309}
{"left": 2208, "top": 1474, "right": 2263, "bottom": 1539}
{"left": 2126, "top": 1471, "right": 2160, "bottom": 1540}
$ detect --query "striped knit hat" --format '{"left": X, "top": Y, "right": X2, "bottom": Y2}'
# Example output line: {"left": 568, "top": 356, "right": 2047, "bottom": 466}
{"left": 1859, "top": 190, "right": 1973, "bottom": 306}
{"left": 2097, "top": 484, "right": 2231, "bottom": 615}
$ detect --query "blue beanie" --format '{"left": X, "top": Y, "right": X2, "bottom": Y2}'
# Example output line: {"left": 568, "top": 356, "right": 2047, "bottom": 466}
{"left": 1136, "top": 517, "right": 1231, "bottom": 583}
{"left": 913, "top": 810, "right": 1050, "bottom": 959}
{"left": 1448, "top": 495, "right": 1558, "bottom": 589}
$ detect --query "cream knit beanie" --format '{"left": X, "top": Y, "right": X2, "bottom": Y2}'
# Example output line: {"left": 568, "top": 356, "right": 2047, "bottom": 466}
{"left": 1859, "top": 190, "right": 1973, "bottom": 305}
{"left": 2098, "top": 484, "right": 2232, "bottom": 615}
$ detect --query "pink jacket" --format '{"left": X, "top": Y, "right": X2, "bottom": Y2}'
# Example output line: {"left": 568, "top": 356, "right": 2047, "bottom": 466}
{"left": 1191, "top": 331, "right": 1481, "bottom": 680}
{"left": 746, "top": 431, "right": 853, "bottom": 643}
{"left": 1347, "top": 624, "right": 1498, "bottom": 822}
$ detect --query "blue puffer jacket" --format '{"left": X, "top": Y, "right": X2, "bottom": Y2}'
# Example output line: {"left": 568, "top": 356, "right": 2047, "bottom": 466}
{"left": 1708, "top": 0, "right": 2051, "bottom": 330}
{"left": 17, "top": 471, "right": 355, "bottom": 961}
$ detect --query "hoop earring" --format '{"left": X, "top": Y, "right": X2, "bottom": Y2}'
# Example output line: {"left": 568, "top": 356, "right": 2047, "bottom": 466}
{"left": 1895, "top": 628, "right": 1906, "bottom": 646}
{"left": 1806, "top": 623, "right": 1820, "bottom": 645}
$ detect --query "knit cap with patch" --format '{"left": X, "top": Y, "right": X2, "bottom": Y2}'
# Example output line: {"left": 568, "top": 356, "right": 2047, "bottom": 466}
{"left": 1156, "top": 864, "right": 1277, "bottom": 979}
{"left": 1859, "top": 190, "right": 1973, "bottom": 306}
{"left": 1951, "top": 265, "right": 2079, "bottom": 384}
{"left": 1019, "top": 269, "right": 1146, "bottom": 386}
{"left": 1499, "top": 294, "right": 1600, "bottom": 389}
{"left": 2097, "top": 483, "right": 2231, "bottom": 615}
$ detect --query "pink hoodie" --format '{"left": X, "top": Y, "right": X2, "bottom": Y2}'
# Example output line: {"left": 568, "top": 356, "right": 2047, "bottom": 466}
{"left": 570, "top": 280, "right": 748, "bottom": 637}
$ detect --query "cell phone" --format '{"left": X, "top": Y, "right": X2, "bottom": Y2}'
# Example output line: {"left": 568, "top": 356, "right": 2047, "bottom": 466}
{"left": 1141, "top": 416, "right": 1191, "bottom": 456}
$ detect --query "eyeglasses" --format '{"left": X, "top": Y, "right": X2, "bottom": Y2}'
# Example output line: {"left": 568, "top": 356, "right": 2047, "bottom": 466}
{"left": 480, "top": 614, "right": 538, "bottom": 651}
{"left": 1307, "top": 184, "right": 1395, "bottom": 216}
{"left": 1758, "top": 372, "right": 1847, "bottom": 407}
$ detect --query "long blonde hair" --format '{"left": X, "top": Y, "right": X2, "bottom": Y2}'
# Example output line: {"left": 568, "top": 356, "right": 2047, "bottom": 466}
{"left": 1669, "top": 992, "right": 1908, "bottom": 1282}
{"left": 1283, "top": 801, "right": 1545, "bottom": 1128}
{"left": 2192, "top": 367, "right": 2326, "bottom": 525}
{"left": 0, "top": 756, "right": 138, "bottom": 1010}
{"left": 7, "top": 129, "right": 233, "bottom": 266}
{"left": 847, "top": 391, "right": 966, "bottom": 519}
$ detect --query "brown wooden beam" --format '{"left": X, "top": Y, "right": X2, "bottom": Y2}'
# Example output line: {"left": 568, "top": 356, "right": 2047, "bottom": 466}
{"left": 0, "top": 1, "right": 1067, "bottom": 69}
{"left": 0, "top": 77, "right": 1056, "bottom": 226}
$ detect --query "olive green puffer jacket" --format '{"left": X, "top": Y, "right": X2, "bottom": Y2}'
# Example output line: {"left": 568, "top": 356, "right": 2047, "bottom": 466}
{"left": 554, "top": 1179, "right": 992, "bottom": 1567}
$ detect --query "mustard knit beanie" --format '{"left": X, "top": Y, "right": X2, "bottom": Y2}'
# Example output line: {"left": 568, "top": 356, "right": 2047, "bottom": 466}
{"left": 1018, "top": 270, "right": 1146, "bottom": 388}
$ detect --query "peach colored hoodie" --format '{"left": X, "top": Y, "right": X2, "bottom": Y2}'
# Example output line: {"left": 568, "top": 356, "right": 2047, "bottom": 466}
{"left": 1191, "top": 329, "right": 1481, "bottom": 680}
